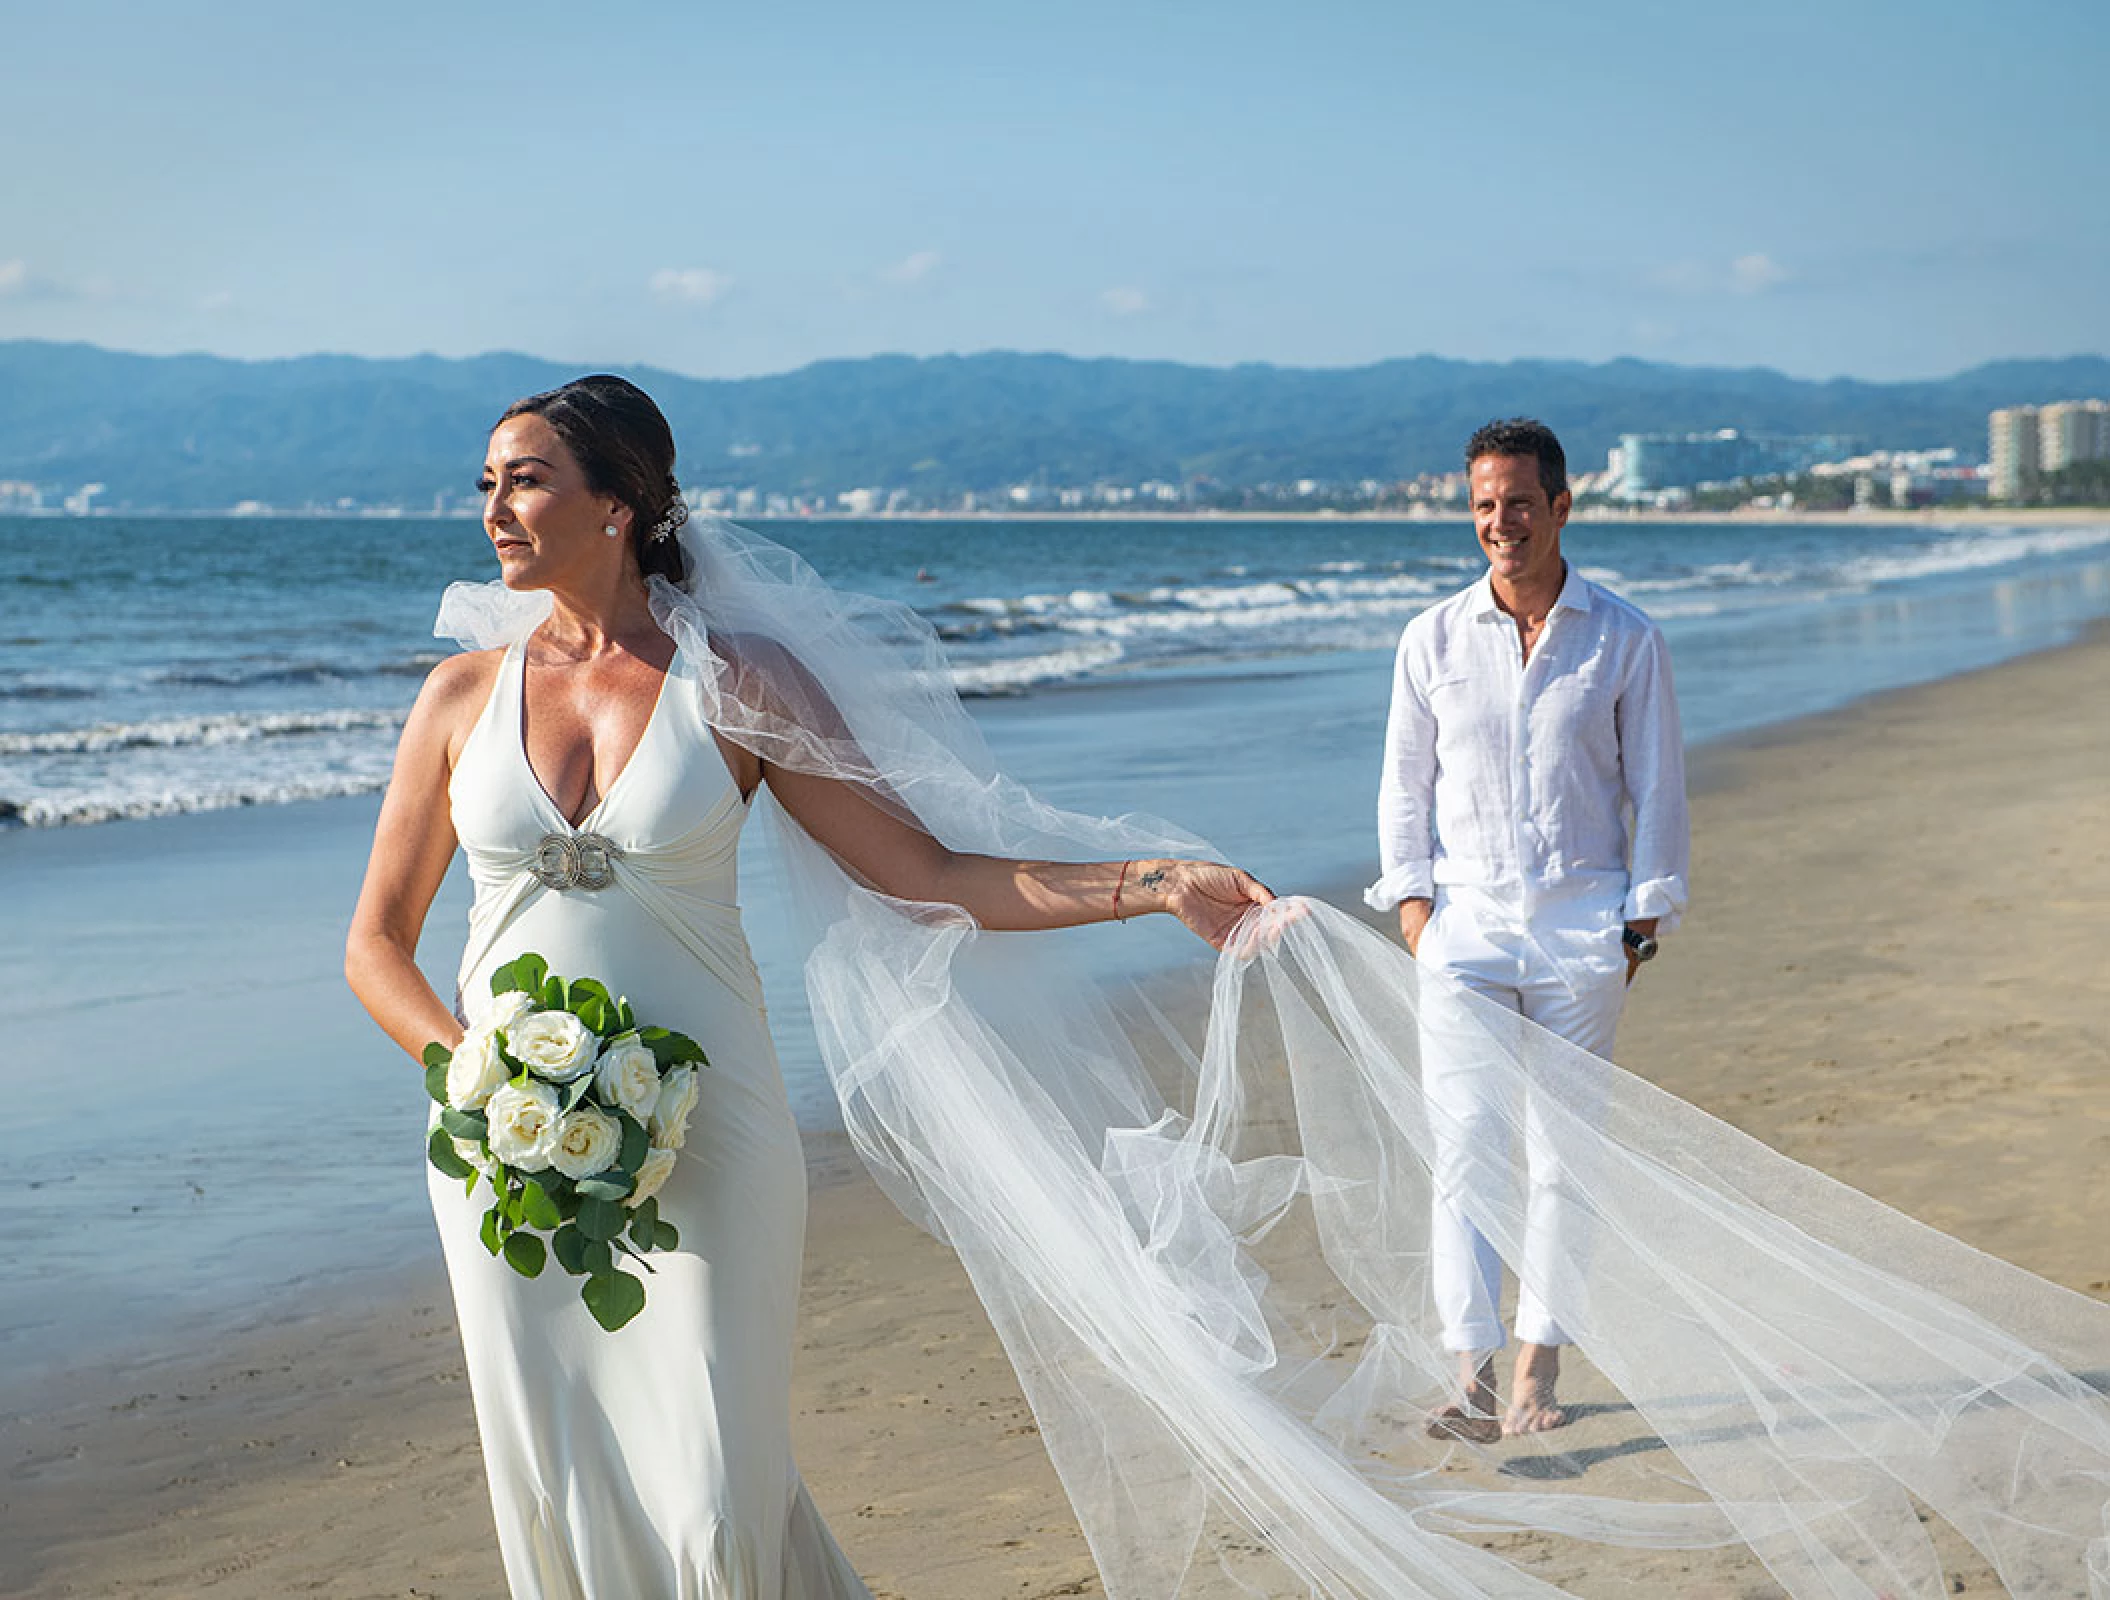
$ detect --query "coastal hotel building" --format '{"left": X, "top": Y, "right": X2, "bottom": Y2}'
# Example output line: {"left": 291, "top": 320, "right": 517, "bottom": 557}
{"left": 1989, "top": 400, "right": 2110, "bottom": 500}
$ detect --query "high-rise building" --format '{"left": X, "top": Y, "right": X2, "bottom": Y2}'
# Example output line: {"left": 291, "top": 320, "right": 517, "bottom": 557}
{"left": 2039, "top": 400, "right": 2110, "bottom": 473}
{"left": 1988, "top": 406, "right": 2041, "bottom": 501}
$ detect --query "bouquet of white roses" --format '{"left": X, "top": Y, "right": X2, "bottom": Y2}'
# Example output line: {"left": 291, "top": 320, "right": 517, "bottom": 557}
{"left": 424, "top": 953, "right": 707, "bottom": 1332}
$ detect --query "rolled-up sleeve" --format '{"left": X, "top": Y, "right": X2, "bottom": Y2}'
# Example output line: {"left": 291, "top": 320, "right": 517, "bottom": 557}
{"left": 1617, "top": 625, "right": 1690, "bottom": 932}
{"left": 1365, "top": 632, "right": 1438, "bottom": 911}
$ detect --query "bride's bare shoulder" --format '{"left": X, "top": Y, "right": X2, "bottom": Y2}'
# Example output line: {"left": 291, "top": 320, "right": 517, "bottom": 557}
{"left": 423, "top": 646, "right": 504, "bottom": 698}
{"left": 408, "top": 648, "right": 506, "bottom": 741}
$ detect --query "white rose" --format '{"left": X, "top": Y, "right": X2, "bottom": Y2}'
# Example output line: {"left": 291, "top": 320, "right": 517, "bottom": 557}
{"left": 445, "top": 1024, "right": 508, "bottom": 1110}
{"left": 505, "top": 1010, "right": 598, "bottom": 1083}
{"left": 483, "top": 990, "right": 537, "bottom": 1031}
{"left": 485, "top": 1079, "right": 561, "bottom": 1170}
{"left": 594, "top": 1035, "right": 663, "bottom": 1121}
{"left": 631, "top": 1147, "right": 678, "bottom": 1207}
{"left": 549, "top": 1105, "right": 623, "bottom": 1180}
{"left": 650, "top": 1066, "right": 700, "bottom": 1151}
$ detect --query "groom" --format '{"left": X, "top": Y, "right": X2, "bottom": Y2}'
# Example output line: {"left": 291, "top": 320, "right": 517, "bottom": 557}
{"left": 1365, "top": 417, "right": 1689, "bottom": 1440}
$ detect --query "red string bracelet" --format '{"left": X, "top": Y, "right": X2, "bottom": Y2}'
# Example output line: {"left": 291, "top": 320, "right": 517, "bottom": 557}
{"left": 1113, "top": 858, "right": 1133, "bottom": 922}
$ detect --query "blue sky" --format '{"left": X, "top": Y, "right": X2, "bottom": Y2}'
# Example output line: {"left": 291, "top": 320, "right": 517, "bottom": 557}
{"left": 2, "top": 0, "right": 2102, "bottom": 382}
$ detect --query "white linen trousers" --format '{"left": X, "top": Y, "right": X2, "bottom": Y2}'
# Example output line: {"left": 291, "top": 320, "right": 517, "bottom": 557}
{"left": 1415, "top": 881, "right": 1628, "bottom": 1354}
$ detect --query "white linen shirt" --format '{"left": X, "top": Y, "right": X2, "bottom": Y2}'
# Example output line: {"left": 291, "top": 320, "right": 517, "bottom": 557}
{"left": 1365, "top": 566, "right": 1690, "bottom": 930}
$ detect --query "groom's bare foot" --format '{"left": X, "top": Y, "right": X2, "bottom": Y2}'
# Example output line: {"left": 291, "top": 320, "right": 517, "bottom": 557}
{"left": 1426, "top": 1355, "right": 1502, "bottom": 1444}
{"left": 1503, "top": 1342, "right": 1570, "bottom": 1435}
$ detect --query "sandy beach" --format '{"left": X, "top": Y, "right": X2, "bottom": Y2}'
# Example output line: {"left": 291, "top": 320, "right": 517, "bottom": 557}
{"left": 6, "top": 626, "right": 2109, "bottom": 1598}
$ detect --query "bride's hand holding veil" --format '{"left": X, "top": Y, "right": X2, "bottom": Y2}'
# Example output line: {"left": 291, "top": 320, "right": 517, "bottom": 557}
{"left": 1112, "top": 857, "right": 1277, "bottom": 949}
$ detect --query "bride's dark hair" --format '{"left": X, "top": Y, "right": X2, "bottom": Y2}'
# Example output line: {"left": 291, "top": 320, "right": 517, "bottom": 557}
{"left": 500, "top": 375, "right": 688, "bottom": 585}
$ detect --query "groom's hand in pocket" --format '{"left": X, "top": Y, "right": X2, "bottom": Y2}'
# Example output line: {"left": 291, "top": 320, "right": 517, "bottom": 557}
{"left": 1399, "top": 898, "right": 1433, "bottom": 957}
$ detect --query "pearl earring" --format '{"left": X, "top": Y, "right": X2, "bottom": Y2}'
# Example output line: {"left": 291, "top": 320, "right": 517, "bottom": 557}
{"left": 603, "top": 524, "right": 621, "bottom": 539}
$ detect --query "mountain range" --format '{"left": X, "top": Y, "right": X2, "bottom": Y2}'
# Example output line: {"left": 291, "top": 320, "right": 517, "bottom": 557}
{"left": 2, "top": 339, "right": 2106, "bottom": 512}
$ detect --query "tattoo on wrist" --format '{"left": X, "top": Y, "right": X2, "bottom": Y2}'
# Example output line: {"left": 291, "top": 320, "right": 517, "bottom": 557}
{"left": 1137, "top": 868, "right": 1167, "bottom": 891}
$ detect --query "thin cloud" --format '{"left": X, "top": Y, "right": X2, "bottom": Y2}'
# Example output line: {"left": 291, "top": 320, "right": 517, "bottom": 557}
{"left": 881, "top": 249, "right": 941, "bottom": 286}
{"left": 0, "top": 259, "right": 79, "bottom": 299}
{"left": 1100, "top": 285, "right": 1149, "bottom": 316}
{"left": 1648, "top": 253, "right": 1790, "bottom": 297}
{"left": 0, "top": 259, "right": 103, "bottom": 303}
{"left": 650, "top": 267, "right": 734, "bottom": 306}
{"left": 1729, "top": 252, "right": 1788, "bottom": 294}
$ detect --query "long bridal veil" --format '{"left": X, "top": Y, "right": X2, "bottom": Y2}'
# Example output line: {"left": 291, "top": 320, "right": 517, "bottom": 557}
{"left": 437, "top": 515, "right": 2110, "bottom": 1599}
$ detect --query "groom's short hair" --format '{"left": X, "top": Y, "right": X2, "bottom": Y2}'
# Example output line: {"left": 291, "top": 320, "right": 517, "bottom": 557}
{"left": 1465, "top": 418, "right": 1568, "bottom": 503}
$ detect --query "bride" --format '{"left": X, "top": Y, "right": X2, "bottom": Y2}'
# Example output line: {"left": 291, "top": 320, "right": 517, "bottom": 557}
{"left": 345, "top": 374, "right": 1269, "bottom": 1597}
{"left": 352, "top": 375, "right": 2110, "bottom": 1600}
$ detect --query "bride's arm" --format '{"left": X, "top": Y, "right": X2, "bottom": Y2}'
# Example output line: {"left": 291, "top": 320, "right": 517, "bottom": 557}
{"left": 713, "top": 632, "right": 1272, "bottom": 948}
{"left": 761, "top": 760, "right": 1273, "bottom": 950}
{"left": 345, "top": 655, "right": 494, "bottom": 1061}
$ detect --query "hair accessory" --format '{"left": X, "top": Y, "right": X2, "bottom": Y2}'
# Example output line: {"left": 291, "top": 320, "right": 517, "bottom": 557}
{"left": 604, "top": 524, "right": 621, "bottom": 539}
{"left": 649, "top": 479, "right": 691, "bottom": 544}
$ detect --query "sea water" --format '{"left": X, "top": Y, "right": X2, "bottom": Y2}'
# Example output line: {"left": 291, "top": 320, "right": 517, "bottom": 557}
{"left": 7, "top": 511, "right": 2110, "bottom": 830}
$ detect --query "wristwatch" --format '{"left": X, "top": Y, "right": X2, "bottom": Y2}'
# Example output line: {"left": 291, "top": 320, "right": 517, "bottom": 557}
{"left": 1622, "top": 926, "right": 1660, "bottom": 963}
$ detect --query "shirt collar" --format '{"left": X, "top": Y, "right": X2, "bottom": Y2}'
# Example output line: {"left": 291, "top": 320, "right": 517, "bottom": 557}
{"left": 1468, "top": 564, "right": 1595, "bottom": 620}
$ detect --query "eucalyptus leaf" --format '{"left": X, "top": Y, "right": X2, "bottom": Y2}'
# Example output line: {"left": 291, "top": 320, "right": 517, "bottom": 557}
{"left": 423, "top": 1060, "right": 451, "bottom": 1106}
{"left": 552, "top": 1224, "right": 589, "bottom": 1276}
{"left": 581, "top": 1238, "right": 614, "bottom": 1276}
{"left": 422, "top": 1040, "right": 454, "bottom": 1069}
{"left": 519, "top": 1180, "right": 564, "bottom": 1231}
{"left": 439, "top": 1106, "right": 488, "bottom": 1141}
{"left": 539, "top": 975, "right": 565, "bottom": 1011}
{"left": 617, "top": 1116, "right": 649, "bottom": 1175}
{"left": 576, "top": 1197, "right": 626, "bottom": 1242}
{"left": 503, "top": 1231, "right": 548, "bottom": 1279}
{"left": 571, "top": 980, "right": 614, "bottom": 1035}
{"left": 576, "top": 1173, "right": 634, "bottom": 1203}
{"left": 582, "top": 1270, "right": 646, "bottom": 1332}
{"left": 639, "top": 1027, "right": 707, "bottom": 1069}
{"left": 478, "top": 1207, "right": 503, "bottom": 1257}
{"left": 654, "top": 1220, "right": 680, "bottom": 1251}
{"left": 427, "top": 1126, "right": 473, "bottom": 1181}
{"left": 562, "top": 1075, "right": 595, "bottom": 1114}
{"left": 492, "top": 952, "right": 547, "bottom": 997}
{"left": 627, "top": 1204, "right": 660, "bottom": 1249}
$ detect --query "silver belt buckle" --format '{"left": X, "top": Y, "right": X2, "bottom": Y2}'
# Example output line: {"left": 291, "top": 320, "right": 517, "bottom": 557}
{"left": 532, "top": 830, "right": 623, "bottom": 891}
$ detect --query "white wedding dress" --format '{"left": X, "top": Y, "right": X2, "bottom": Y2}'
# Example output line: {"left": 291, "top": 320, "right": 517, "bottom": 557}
{"left": 427, "top": 638, "right": 872, "bottom": 1600}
